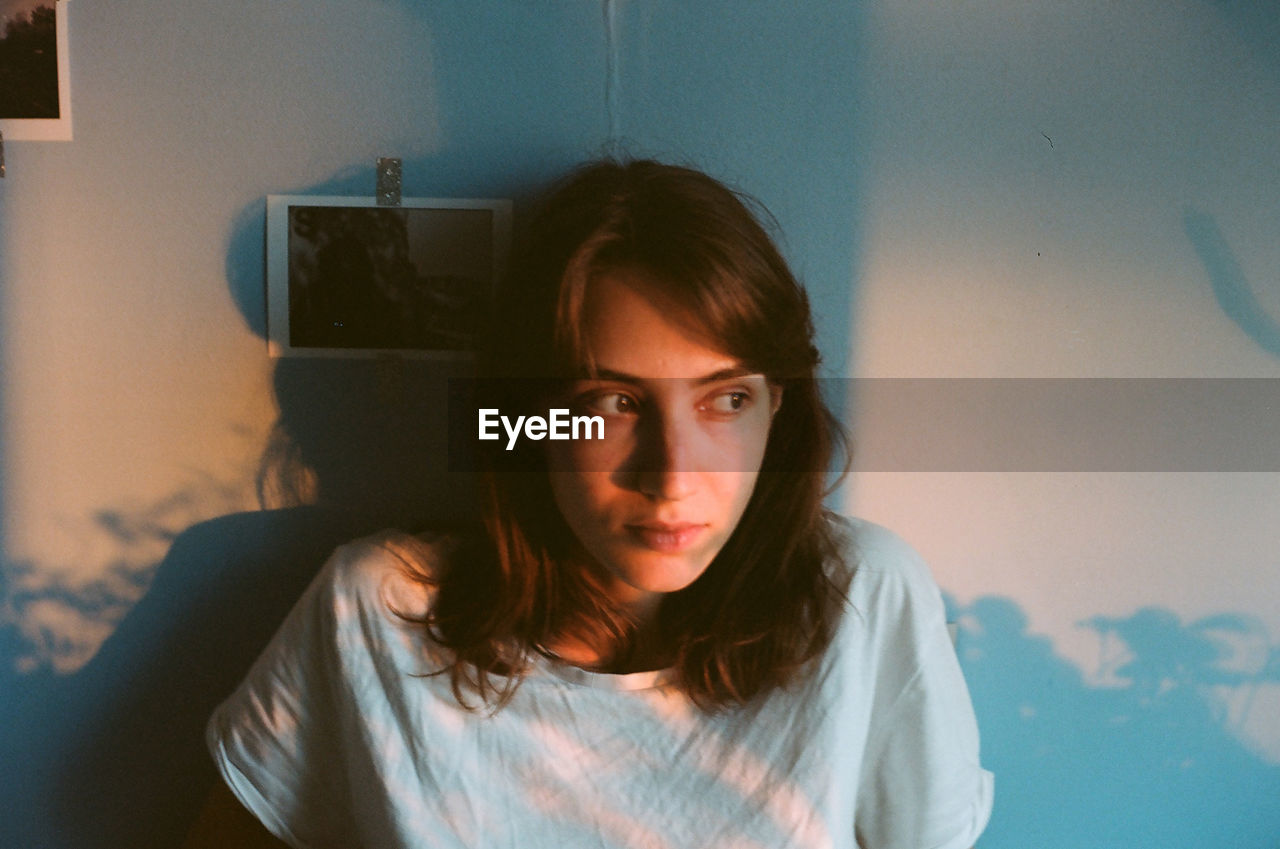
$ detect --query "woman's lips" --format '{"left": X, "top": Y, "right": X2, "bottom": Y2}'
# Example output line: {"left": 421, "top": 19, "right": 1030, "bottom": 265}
{"left": 625, "top": 523, "right": 707, "bottom": 553}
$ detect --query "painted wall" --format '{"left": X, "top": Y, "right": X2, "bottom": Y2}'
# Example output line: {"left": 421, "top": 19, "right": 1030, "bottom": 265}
{"left": 1, "top": 0, "right": 1277, "bottom": 847}
{"left": 843, "top": 1, "right": 1280, "bottom": 846}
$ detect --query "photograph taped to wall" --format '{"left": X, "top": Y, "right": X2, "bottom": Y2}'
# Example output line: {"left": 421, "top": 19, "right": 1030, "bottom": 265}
{"left": 0, "top": 0, "right": 72, "bottom": 140}
{"left": 266, "top": 195, "right": 512, "bottom": 358}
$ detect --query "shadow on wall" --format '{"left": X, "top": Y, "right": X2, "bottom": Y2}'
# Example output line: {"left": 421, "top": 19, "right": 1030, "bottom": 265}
{"left": 1184, "top": 207, "right": 1280, "bottom": 359}
{"left": 951, "top": 594, "right": 1280, "bottom": 849}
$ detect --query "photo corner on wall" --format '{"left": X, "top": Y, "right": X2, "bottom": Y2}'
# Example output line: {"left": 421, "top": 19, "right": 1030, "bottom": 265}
{"left": 265, "top": 195, "right": 513, "bottom": 359}
{"left": 0, "top": 0, "right": 72, "bottom": 141}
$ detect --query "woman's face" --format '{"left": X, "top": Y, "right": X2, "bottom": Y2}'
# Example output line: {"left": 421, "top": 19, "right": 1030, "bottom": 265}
{"left": 546, "top": 270, "right": 780, "bottom": 619}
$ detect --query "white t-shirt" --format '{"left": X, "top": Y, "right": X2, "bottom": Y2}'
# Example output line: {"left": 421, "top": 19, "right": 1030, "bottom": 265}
{"left": 207, "top": 517, "right": 993, "bottom": 849}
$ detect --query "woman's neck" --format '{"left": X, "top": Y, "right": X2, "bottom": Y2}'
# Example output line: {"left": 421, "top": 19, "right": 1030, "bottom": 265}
{"left": 541, "top": 614, "right": 672, "bottom": 674}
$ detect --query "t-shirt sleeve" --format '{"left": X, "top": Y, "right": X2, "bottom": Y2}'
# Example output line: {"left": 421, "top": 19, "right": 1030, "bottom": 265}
{"left": 848, "top": 521, "right": 994, "bottom": 849}
{"left": 205, "top": 534, "right": 434, "bottom": 849}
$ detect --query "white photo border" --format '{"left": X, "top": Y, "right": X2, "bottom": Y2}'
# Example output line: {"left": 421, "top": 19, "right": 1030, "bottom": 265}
{"left": 0, "top": 0, "right": 72, "bottom": 141}
{"left": 265, "top": 195, "right": 513, "bottom": 359}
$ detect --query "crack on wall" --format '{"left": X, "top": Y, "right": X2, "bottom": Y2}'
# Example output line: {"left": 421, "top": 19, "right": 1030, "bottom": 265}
{"left": 603, "top": 0, "right": 622, "bottom": 152}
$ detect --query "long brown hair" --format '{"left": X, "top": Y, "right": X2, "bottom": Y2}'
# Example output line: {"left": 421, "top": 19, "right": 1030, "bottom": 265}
{"left": 420, "top": 159, "right": 848, "bottom": 711}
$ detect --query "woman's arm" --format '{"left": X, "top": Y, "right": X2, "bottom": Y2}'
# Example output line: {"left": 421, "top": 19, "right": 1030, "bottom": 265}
{"left": 182, "top": 781, "right": 292, "bottom": 849}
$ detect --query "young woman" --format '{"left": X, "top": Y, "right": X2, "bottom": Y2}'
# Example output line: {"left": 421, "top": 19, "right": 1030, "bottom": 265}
{"left": 191, "top": 160, "right": 993, "bottom": 848}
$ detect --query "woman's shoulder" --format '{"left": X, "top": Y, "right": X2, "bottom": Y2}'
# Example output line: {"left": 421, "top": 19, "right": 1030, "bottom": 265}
{"left": 825, "top": 514, "right": 933, "bottom": 578}
{"left": 824, "top": 514, "right": 946, "bottom": 620}
{"left": 318, "top": 529, "right": 459, "bottom": 621}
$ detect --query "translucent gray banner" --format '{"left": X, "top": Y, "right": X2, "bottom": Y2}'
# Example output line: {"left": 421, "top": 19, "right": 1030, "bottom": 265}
{"left": 450, "top": 379, "right": 1280, "bottom": 472}
{"left": 847, "top": 378, "right": 1280, "bottom": 472}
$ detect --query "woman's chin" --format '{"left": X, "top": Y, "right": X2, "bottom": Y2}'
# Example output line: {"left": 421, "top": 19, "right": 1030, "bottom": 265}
{"left": 603, "top": 549, "right": 716, "bottom": 600}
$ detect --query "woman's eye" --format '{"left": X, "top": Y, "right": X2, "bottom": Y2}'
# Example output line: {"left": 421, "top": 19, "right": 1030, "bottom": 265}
{"left": 705, "top": 390, "right": 751, "bottom": 414}
{"left": 584, "top": 392, "right": 639, "bottom": 416}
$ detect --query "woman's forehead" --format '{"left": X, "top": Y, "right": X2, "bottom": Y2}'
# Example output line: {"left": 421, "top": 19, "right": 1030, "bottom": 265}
{"left": 577, "top": 272, "right": 746, "bottom": 379}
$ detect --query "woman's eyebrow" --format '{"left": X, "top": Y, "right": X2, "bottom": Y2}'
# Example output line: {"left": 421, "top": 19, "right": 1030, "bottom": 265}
{"left": 588, "top": 366, "right": 760, "bottom": 384}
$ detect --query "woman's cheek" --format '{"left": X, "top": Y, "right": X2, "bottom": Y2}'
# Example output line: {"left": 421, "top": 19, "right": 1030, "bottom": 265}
{"left": 545, "top": 418, "right": 629, "bottom": 473}
{"left": 706, "top": 415, "right": 773, "bottom": 472}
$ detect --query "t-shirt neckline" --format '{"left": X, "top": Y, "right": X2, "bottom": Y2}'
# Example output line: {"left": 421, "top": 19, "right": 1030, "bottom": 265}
{"left": 534, "top": 654, "right": 677, "bottom": 691}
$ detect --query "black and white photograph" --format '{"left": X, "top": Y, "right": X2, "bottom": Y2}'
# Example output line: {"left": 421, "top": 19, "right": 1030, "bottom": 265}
{"left": 266, "top": 196, "right": 511, "bottom": 357}
{"left": 0, "top": 0, "right": 71, "bottom": 140}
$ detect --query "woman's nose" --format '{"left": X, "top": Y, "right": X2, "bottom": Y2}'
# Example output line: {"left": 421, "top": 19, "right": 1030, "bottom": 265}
{"left": 635, "top": 411, "right": 699, "bottom": 501}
